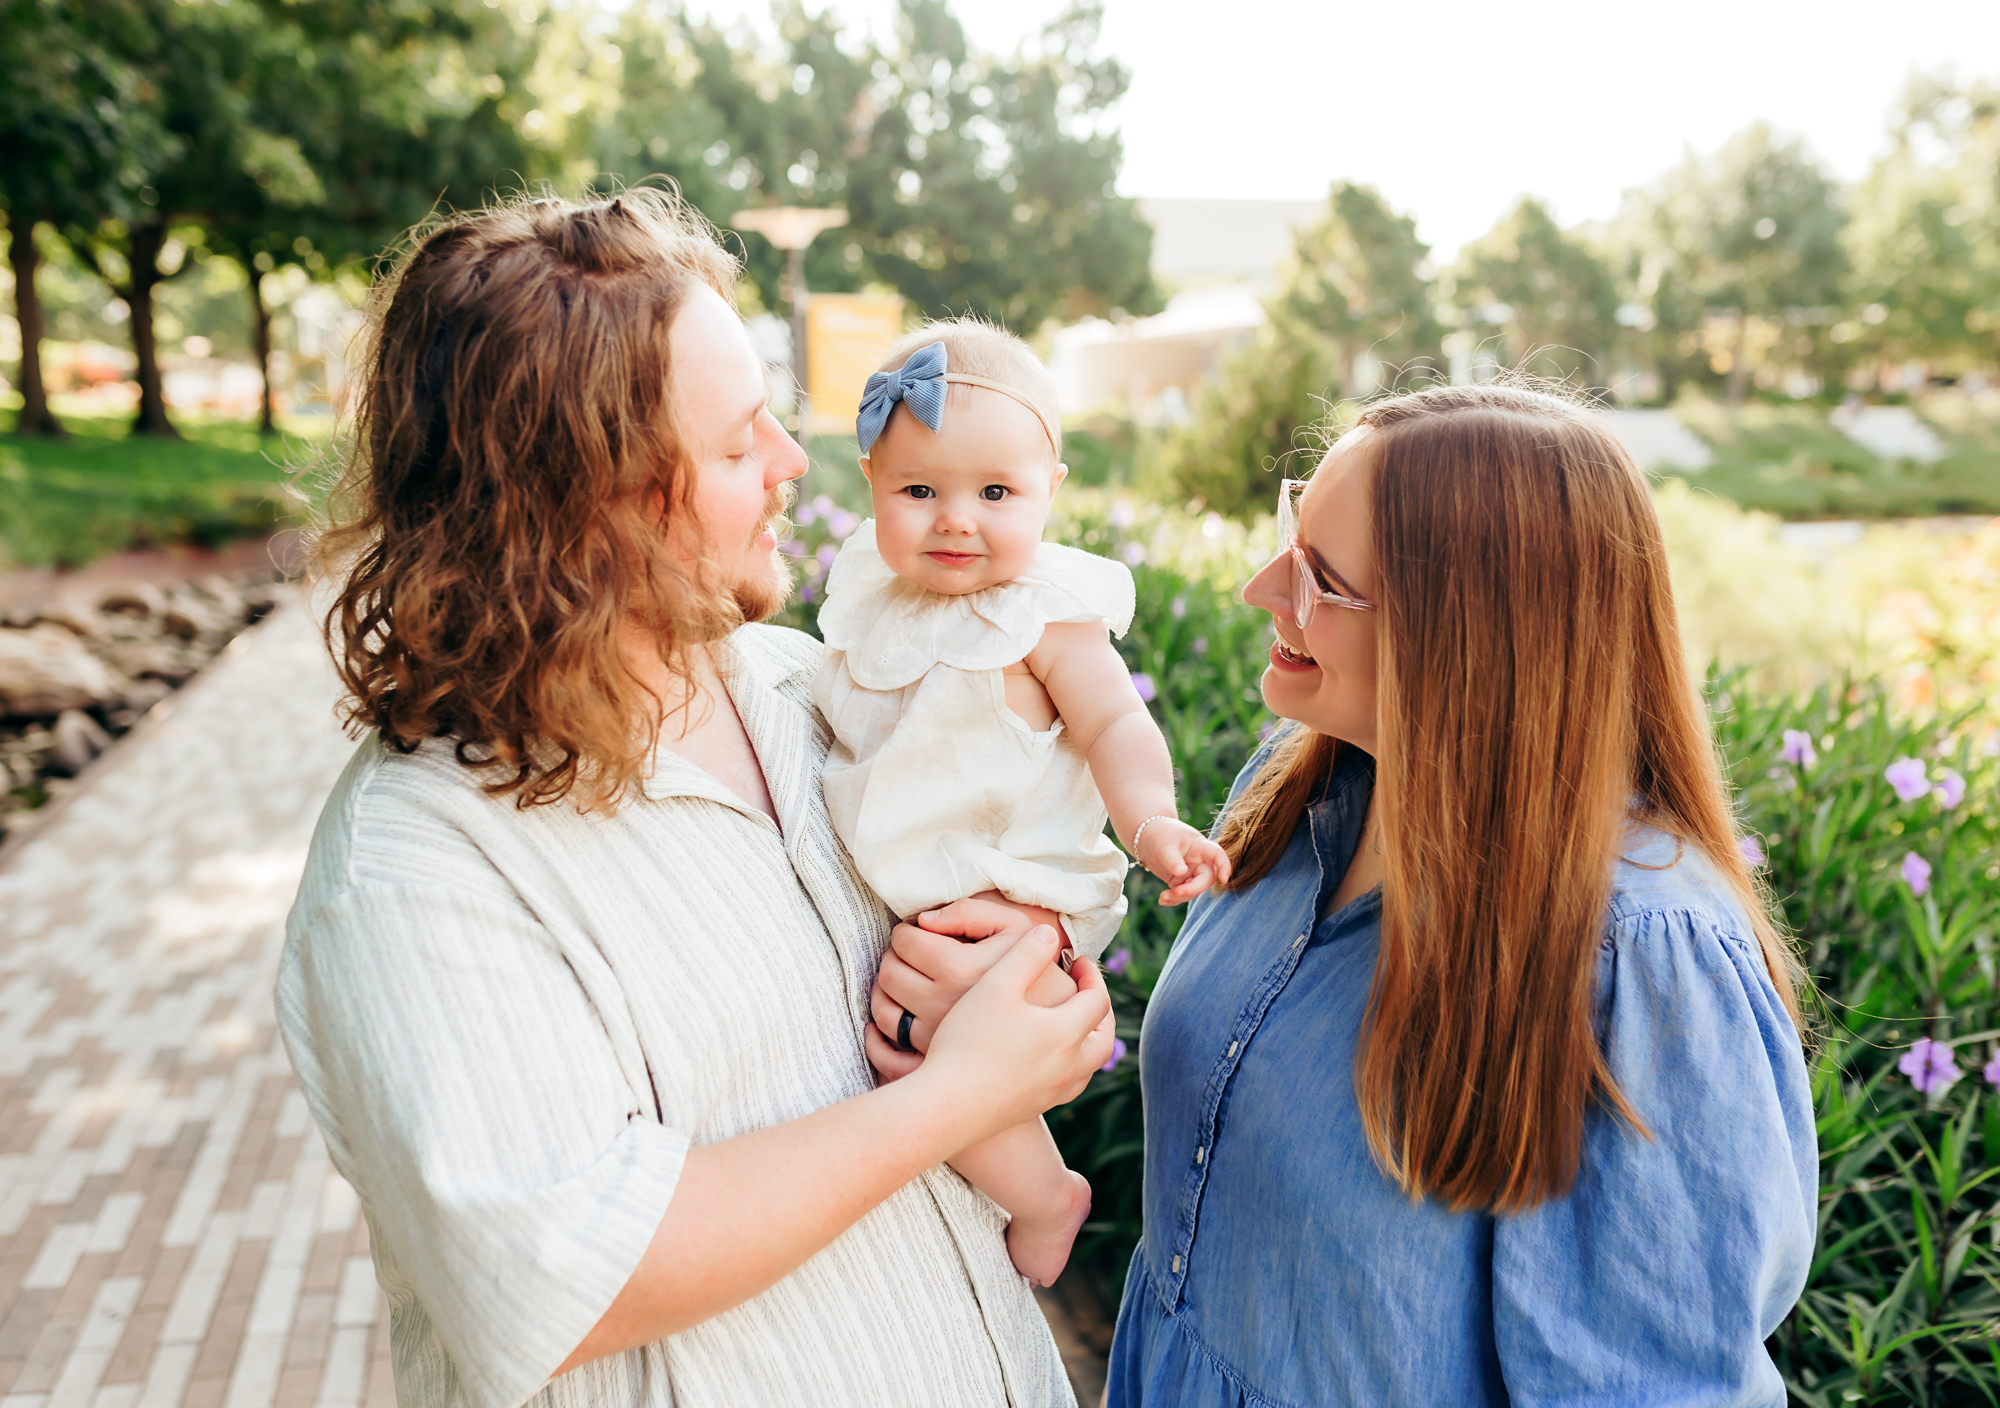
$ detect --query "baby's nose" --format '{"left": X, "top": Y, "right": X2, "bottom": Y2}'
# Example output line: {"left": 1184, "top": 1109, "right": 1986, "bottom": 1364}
{"left": 934, "top": 505, "right": 978, "bottom": 534}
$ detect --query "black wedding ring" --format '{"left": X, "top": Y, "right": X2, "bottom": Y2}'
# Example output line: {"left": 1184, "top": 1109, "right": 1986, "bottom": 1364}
{"left": 895, "top": 1007, "right": 916, "bottom": 1053}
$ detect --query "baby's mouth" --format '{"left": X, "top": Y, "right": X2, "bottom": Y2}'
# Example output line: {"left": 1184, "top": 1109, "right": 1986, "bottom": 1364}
{"left": 926, "top": 550, "right": 980, "bottom": 565}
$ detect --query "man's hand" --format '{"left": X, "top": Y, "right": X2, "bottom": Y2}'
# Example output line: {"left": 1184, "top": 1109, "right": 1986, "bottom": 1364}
{"left": 866, "top": 895, "right": 1081, "bottom": 1082}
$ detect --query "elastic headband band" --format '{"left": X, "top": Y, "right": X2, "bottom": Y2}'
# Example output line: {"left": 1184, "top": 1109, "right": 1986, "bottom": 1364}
{"left": 855, "top": 340, "right": 1061, "bottom": 457}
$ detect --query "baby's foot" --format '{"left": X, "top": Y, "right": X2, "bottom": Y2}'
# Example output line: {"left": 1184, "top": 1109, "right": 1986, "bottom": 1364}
{"left": 1005, "top": 1170, "right": 1092, "bottom": 1287}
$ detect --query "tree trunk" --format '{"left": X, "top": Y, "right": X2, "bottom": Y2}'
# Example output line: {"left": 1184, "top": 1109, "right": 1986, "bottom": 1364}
{"left": 8, "top": 217, "right": 65, "bottom": 437}
{"left": 249, "top": 268, "right": 275, "bottom": 437}
{"left": 125, "top": 220, "right": 178, "bottom": 438}
{"left": 1725, "top": 312, "right": 1750, "bottom": 409}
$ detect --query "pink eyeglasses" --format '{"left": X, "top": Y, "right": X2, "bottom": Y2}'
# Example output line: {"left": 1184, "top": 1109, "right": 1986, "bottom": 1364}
{"left": 1277, "top": 478, "right": 1376, "bottom": 630}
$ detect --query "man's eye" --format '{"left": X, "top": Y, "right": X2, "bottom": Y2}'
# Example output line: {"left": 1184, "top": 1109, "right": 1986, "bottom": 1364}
{"left": 905, "top": 485, "right": 934, "bottom": 500}
{"left": 980, "top": 485, "right": 1009, "bottom": 502}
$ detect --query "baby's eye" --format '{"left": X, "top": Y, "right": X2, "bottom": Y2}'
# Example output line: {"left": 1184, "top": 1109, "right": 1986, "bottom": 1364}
{"left": 904, "top": 485, "right": 935, "bottom": 500}
{"left": 980, "top": 485, "right": 1010, "bottom": 502}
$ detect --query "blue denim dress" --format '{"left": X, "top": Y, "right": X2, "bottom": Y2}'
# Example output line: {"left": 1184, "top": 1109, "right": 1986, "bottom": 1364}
{"left": 1107, "top": 746, "right": 1816, "bottom": 1407}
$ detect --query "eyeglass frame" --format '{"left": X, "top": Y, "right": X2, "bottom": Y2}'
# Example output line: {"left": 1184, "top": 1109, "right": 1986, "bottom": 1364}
{"left": 1277, "top": 477, "right": 1376, "bottom": 630}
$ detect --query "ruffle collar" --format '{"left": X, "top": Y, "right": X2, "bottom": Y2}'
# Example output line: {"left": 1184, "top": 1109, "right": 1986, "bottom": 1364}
{"left": 817, "top": 520, "right": 1135, "bottom": 690}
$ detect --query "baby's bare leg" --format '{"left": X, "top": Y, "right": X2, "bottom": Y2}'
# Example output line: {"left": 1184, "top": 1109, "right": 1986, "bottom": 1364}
{"left": 949, "top": 1117, "right": 1091, "bottom": 1287}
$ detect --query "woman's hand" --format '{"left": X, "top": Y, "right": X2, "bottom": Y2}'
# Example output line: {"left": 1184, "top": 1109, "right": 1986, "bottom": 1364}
{"left": 866, "top": 896, "right": 1079, "bottom": 1081}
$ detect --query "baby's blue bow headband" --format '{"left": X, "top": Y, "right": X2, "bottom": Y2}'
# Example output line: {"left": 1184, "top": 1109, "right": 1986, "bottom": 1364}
{"left": 855, "top": 341, "right": 1060, "bottom": 457}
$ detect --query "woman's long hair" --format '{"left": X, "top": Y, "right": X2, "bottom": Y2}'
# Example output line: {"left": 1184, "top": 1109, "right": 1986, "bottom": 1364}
{"left": 314, "top": 189, "right": 749, "bottom": 811}
{"left": 1215, "top": 382, "right": 1806, "bottom": 1213}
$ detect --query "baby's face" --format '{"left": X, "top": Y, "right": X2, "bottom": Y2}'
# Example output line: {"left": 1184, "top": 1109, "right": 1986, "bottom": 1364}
{"left": 862, "top": 386, "right": 1065, "bottom": 595}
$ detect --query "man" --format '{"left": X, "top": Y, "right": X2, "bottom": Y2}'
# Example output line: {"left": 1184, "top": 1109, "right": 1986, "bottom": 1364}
{"left": 280, "top": 190, "right": 1110, "bottom": 1408}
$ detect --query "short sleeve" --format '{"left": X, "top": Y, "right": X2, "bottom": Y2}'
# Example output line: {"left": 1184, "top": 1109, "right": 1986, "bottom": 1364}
{"left": 1492, "top": 907, "right": 1816, "bottom": 1406}
{"left": 278, "top": 878, "right": 687, "bottom": 1408}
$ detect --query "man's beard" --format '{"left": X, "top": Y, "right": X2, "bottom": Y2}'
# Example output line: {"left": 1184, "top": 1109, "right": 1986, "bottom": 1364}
{"left": 731, "top": 482, "right": 796, "bottom": 623}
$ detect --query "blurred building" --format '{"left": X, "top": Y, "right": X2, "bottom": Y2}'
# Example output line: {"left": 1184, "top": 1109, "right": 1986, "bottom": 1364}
{"left": 1050, "top": 198, "right": 1322, "bottom": 423}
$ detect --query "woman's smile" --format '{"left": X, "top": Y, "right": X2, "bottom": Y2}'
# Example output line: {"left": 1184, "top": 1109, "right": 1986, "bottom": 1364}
{"left": 1270, "top": 637, "right": 1317, "bottom": 671}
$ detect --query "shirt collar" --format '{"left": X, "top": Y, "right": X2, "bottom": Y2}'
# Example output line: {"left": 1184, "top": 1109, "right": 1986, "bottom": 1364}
{"left": 638, "top": 629, "right": 820, "bottom": 828}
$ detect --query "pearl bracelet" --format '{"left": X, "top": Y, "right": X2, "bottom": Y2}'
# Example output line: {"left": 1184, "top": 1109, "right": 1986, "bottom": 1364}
{"left": 1128, "top": 813, "right": 1177, "bottom": 855}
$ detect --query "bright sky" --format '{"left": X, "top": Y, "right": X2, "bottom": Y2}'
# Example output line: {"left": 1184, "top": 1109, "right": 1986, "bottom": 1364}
{"left": 688, "top": 0, "right": 2000, "bottom": 261}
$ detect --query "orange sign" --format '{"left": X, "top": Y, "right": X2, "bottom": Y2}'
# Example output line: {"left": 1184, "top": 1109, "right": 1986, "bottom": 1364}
{"left": 805, "top": 293, "right": 906, "bottom": 438}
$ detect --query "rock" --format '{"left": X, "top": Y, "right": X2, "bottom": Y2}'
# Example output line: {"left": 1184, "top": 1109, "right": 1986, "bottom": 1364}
{"left": 101, "top": 637, "right": 191, "bottom": 683}
{"left": 0, "top": 625, "right": 125, "bottom": 716}
{"left": 159, "top": 591, "right": 227, "bottom": 642}
{"left": 125, "top": 678, "right": 173, "bottom": 711}
{"left": 95, "top": 580, "right": 168, "bottom": 618}
{"left": 33, "top": 592, "right": 109, "bottom": 641}
{"left": 48, "top": 709, "right": 113, "bottom": 775}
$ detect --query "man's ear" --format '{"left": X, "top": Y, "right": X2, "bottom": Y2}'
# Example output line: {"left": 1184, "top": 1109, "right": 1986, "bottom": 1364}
{"left": 859, "top": 455, "right": 873, "bottom": 483}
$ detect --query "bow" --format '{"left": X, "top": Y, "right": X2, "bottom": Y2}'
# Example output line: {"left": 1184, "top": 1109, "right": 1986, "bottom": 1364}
{"left": 856, "top": 341, "right": 948, "bottom": 452}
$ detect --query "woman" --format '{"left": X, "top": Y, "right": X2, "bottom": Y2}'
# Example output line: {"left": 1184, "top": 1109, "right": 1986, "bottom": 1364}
{"left": 278, "top": 190, "right": 1110, "bottom": 1408}
{"left": 878, "top": 384, "right": 1816, "bottom": 1405}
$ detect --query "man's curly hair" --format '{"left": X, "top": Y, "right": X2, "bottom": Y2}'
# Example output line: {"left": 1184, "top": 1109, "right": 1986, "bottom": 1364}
{"left": 314, "top": 189, "right": 758, "bottom": 810}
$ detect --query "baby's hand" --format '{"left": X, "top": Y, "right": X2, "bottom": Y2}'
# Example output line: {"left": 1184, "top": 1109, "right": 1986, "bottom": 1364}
{"left": 1135, "top": 817, "right": 1233, "bottom": 906}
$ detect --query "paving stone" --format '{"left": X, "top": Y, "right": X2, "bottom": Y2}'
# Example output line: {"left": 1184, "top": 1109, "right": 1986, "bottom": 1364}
{"left": 0, "top": 602, "right": 368, "bottom": 1408}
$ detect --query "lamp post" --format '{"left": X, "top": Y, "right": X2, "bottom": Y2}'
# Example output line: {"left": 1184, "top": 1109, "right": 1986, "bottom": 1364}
{"left": 731, "top": 206, "right": 850, "bottom": 440}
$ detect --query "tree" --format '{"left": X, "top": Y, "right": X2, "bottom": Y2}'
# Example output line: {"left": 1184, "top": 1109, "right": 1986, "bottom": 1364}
{"left": 1442, "top": 197, "right": 1617, "bottom": 385}
{"left": 202, "top": 0, "right": 536, "bottom": 434}
{"left": 1845, "top": 74, "right": 2000, "bottom": 377}
{"left": 1149, "top": 181, "right": 1441, "bottom": 518}
{"left": 597, "top": 0, "right": 1159, "bottom": 332}
{"left": 1617, "top": 124, "right": 1847, "bottom": 405}
{"left": 0, "top": 0, "right": 172, "bottom": 435}
{"left": 1270, "top": 181, "right": 1442, "bottom": 396}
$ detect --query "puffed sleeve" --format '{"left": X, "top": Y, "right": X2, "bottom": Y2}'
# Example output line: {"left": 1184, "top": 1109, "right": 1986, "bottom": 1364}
{"left": 278, "top": 876, "right": 687, "bottom": 1408}
{"left": 1491, "top": 906, "right": 1816, "bottom": 1406}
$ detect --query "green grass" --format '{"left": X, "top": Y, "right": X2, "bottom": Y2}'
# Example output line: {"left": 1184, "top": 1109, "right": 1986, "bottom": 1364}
{"left": 1662, "top": 396, "right": 2000, "bottom": 520}
{"left": 0, "top": 406, "right": 325, "bottom": 569}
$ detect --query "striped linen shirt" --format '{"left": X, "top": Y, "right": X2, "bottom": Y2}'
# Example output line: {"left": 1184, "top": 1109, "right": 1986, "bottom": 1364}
{"left": 277, "top": 623, "right": 1072, "bottom": 1408}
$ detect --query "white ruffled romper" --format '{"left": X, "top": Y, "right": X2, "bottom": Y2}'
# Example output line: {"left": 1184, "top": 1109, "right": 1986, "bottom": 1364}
{"left": 812, "top": 521, "right": 1136, "bottom": 959}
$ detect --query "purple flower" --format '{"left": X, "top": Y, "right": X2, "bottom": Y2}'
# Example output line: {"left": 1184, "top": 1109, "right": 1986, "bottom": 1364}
{"left": 816, "top": 544, "right": 838, "bottom": 569}
{"left": 780, "top": 537, "right": 808, "bottom": 558}
{"left": 812, "top": 493, "right": 834, "bottom": 517}
{"left": 1109, "top": 500, "right": 1137, "bottom": 529}
{"left": 795, "top": 502, "right": 818, "bottom": 525}
{"left": 1192, "top": 636, "right": 1209, "bottom": 655}
{"left": 1130, "top": 672, "right": 1157, "bottom": 703}
{"left": 1902, "top": 851, "right": 1933, "bottom": 895}
{"left": 798, "top": 581, "right": 815, "bottom": 603}
{"left": 1780, "top": 729, "right": 1817, "bottom": 767}
{"left": 1105, "top": 948, "right": 1131, "bottom": 975}
{"left": 1101, "top": 1037, "right": 1128, "bottom": 1073}
{"left": 1933, "top": 769, "right": 1966, "bottom": 809}
{"left": 1170, "top": 595, "right": 1187, "bottom": 619}
{"left": 1120, "top": 542, "right": 1146, "bottom": 566}
{"left": 1885, "top": 757, "right": 1930, "bottom": 802}
{"left": 827, "top": 509, "right": 861, "bottom": 540}
{"left": 1898, "top": 1037, "right": 1961, "bottom": 1096}
{"left": 1258, "top": 719, "right": 1278, "bottom": 742}
{"left": 1738, "top": 835, "right": 1766, "bottom": 867}
{"left": 1985, "top": 1050, "right": 2000, "bottom": 1090}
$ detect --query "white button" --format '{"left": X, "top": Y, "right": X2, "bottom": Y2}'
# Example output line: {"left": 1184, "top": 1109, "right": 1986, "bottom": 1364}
{"left": 1227, "top": 1041, "right": 1238, "bottom": 1058}
{"left": 1293, "top": 932, "right": 1306, "bottom": 948}
{"left": 1195, "top": 1146, "right": 1206, "bottom": 1164}
{"left": 1171, "top": 1254, "right": 1182, "bottom": 1273}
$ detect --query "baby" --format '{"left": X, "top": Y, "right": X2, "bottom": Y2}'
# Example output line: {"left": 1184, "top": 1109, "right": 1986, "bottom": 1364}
{"left": 813, "top": 320, "right": 1231, "bottom": 1285}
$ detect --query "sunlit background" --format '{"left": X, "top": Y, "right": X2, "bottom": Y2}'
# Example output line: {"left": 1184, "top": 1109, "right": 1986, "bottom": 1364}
{"left": 7, "top": 5, "right": 2000, "bottom": 1404}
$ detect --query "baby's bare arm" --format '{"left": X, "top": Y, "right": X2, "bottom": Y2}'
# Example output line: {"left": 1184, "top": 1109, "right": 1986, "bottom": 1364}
{"left": 1029, "top": 622, "right": 1177, "bottom": 848}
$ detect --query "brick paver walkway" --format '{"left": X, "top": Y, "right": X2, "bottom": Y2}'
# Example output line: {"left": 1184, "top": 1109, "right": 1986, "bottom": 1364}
{"left": 0, "top": 596, "right": 374, "bottom": 1408}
